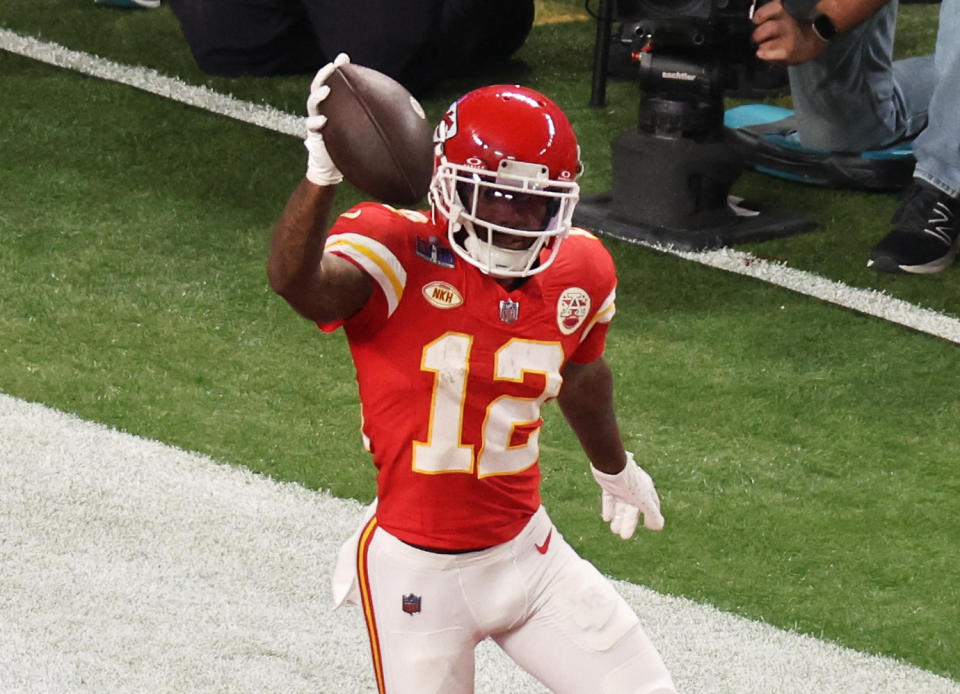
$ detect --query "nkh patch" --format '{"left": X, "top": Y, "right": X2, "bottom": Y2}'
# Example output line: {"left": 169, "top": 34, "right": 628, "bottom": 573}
{"left": 402, "top": 593, "right": 422, "bottom": 615}
{"left": 557, "top": 287, "right": 590, "bottom": 335}
{"left": 422, "top": 281, "right": 463, "bottom": 309}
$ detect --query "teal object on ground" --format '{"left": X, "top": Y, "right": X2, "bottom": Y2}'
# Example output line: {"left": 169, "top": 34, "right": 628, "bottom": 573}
{"left": 724, "top": 104, "right": 915, "bottom": 190}
{"left": 94, "top": 0, "right": 160, "bottom": 8}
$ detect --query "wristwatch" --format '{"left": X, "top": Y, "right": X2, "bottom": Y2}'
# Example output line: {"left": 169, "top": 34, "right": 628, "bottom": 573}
{"left": 811, "top": 12, "right": 838, "bottom": 42}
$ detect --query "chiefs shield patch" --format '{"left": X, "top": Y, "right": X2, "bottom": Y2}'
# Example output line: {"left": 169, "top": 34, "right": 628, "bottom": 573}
{"left": 557, "top": 287, "right": 590, "bottom": 335}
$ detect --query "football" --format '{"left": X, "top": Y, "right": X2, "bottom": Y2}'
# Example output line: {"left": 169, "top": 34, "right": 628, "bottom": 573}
{"left": 318, "top": 62, "right": 435, "bottom": 206}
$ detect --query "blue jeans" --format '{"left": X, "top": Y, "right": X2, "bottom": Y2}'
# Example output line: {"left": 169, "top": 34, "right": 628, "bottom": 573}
{"left": 788, "top": 0, "right": 960, "bottom": 197}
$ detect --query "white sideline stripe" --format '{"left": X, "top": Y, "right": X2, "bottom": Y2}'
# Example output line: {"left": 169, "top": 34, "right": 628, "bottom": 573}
{"left": 3, "top": 392, "right": 960, "bottom": 694}
{"left": 662, "top": 243, "right": 960, "bottom": 344}
{"left": 4, "top": 27, "right": 960, "bottom": 347}
{"left": 0, "top": 28, "right": 304, "bottom": 138}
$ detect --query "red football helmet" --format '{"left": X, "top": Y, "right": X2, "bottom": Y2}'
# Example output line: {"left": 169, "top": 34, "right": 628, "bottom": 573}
{"left": 430, "top": 85, "right": 582, "bottom": 278}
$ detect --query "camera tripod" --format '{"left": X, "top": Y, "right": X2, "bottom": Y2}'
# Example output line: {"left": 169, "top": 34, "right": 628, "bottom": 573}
{"left": 574, "top": 0, "right": 815, "bottom": 251}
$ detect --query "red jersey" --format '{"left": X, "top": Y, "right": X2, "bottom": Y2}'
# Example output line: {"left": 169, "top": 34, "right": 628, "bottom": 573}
{"left": 321, "top": 203, "right": 617, "bottom": 549}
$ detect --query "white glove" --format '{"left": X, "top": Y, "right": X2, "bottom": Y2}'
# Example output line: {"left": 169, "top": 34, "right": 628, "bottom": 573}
{"left": 591, "top": 451, "right": 665, "bottom": 540}
{"left": 303, "top": 53, "right": 350, "bottom": 186}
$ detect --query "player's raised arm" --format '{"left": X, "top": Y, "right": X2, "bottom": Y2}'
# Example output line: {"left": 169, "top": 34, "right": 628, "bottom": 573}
{"left": 267, "top": 54, "right": 372, "bottom": 324}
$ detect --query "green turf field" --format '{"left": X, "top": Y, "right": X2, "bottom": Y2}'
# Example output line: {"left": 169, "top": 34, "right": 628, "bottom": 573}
{"left": 2, "top": 0, "right": 957, "bottom": 684}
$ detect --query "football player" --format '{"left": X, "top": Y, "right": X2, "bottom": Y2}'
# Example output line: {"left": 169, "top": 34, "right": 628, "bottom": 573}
{"left": 268, "top": 54, "right": 677, "bottom": 694}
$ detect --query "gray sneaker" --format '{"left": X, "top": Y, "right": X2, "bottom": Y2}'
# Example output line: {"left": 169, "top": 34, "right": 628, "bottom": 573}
{"left": 867, "top": 180, "right": 960, "bottom": 274}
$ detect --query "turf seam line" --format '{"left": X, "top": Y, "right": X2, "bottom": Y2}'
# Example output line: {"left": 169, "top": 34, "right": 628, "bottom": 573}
{"left": 4, "top": 27, "right": 960, "bottom": 346}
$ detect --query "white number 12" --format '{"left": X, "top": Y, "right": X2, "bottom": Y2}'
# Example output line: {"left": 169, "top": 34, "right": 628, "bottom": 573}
{"left": 411, "top": 332, "right": 564, "bottom": 478}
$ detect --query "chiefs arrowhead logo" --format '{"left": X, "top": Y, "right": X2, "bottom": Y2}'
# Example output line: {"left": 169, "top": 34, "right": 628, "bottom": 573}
{"left": 557, "top": 287, "right": 590, "bottom": 335}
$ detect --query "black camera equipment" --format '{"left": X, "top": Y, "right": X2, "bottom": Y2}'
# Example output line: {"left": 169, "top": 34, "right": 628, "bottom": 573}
{"left": 575, "top": 0, "right": 815, "bottom": 250}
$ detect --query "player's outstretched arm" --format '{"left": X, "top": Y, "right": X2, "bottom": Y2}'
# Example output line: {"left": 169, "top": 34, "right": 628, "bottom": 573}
{"left": 558, "top": 358, "right": 665, "bottom": 540}
{"left": 267, "top": 54, "right": 373, "bottom": 324}
{"left": 557, "top": 358, "right": 627, "bottom": 474}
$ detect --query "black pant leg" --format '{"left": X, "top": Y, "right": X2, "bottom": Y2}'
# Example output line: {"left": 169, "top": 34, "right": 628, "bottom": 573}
{"left": 300, "top": 0, "right": 534, "bottom": 95}
{"left": 167, "top": 0, "right": 326, "bottom": 77}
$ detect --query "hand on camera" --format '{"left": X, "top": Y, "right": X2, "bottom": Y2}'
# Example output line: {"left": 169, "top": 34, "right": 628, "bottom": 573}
{"left": 751, "top": 0, "right": 827, "bottom": 65}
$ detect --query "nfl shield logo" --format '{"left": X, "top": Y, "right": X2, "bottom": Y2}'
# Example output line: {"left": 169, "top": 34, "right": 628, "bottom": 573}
{"left": 402, "top": 593, "right": 422, "bottom": 616}
{"left": 499, "top": 299, "right": 520, "bottom": 324}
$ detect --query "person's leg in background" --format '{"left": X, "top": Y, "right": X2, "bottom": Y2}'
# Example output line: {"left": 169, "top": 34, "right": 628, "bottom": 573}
{"left": 433, "top": 0, "right": 535, "bottom": 81}
{"left": 911, "top": 0, "right": 960, "bottom": 198}
{"left": 300, "top": 0, "right": 441, "bottom": 95}
{"left": 787, "top": 0, "right": 960, "bottom": 273}
{"left": 301, "top": 0, "right": 534, "bottom": 96}
{"left": 868, "top": 0, "right": 960, "bottom": 273}
{"left": 787, "top": 0, "right": 934, "bottom": 152}
{"left": 166, "top": 0, "right": 324, "bottom": 77}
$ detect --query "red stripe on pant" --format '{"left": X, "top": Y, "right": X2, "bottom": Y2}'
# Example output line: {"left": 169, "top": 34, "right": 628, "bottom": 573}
{"left": 357, "top": 516, "right": 386, "bottom": 693}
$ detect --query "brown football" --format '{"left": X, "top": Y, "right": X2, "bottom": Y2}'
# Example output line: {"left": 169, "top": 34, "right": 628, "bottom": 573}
{"left": 318, "top": 62, "right": 434, "bottom": 206}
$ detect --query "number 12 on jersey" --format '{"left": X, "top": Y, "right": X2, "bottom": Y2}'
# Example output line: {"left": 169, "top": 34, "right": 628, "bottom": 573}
{"left": 411, "top": 332, "right": 564, "bottom": 478}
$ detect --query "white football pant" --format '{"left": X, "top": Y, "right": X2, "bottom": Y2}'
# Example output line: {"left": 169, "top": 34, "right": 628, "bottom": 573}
{"left": 338, "top": 505, "right": 676, "bottom": 694}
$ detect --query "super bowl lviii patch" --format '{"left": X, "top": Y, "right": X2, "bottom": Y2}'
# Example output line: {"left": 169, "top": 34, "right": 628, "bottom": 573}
{"left": 415, "top": 236, "right": 456, "bottom": 268}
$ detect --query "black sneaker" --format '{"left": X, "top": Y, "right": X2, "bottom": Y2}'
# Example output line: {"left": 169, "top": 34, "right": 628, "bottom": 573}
{"left": 867, "top": 180, "right": 960, "bottom": 274}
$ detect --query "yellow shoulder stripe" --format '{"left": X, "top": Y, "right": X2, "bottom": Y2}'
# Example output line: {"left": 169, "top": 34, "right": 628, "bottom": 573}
{"left": 325, "top": 233, "right": 406, "bottom": 317}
